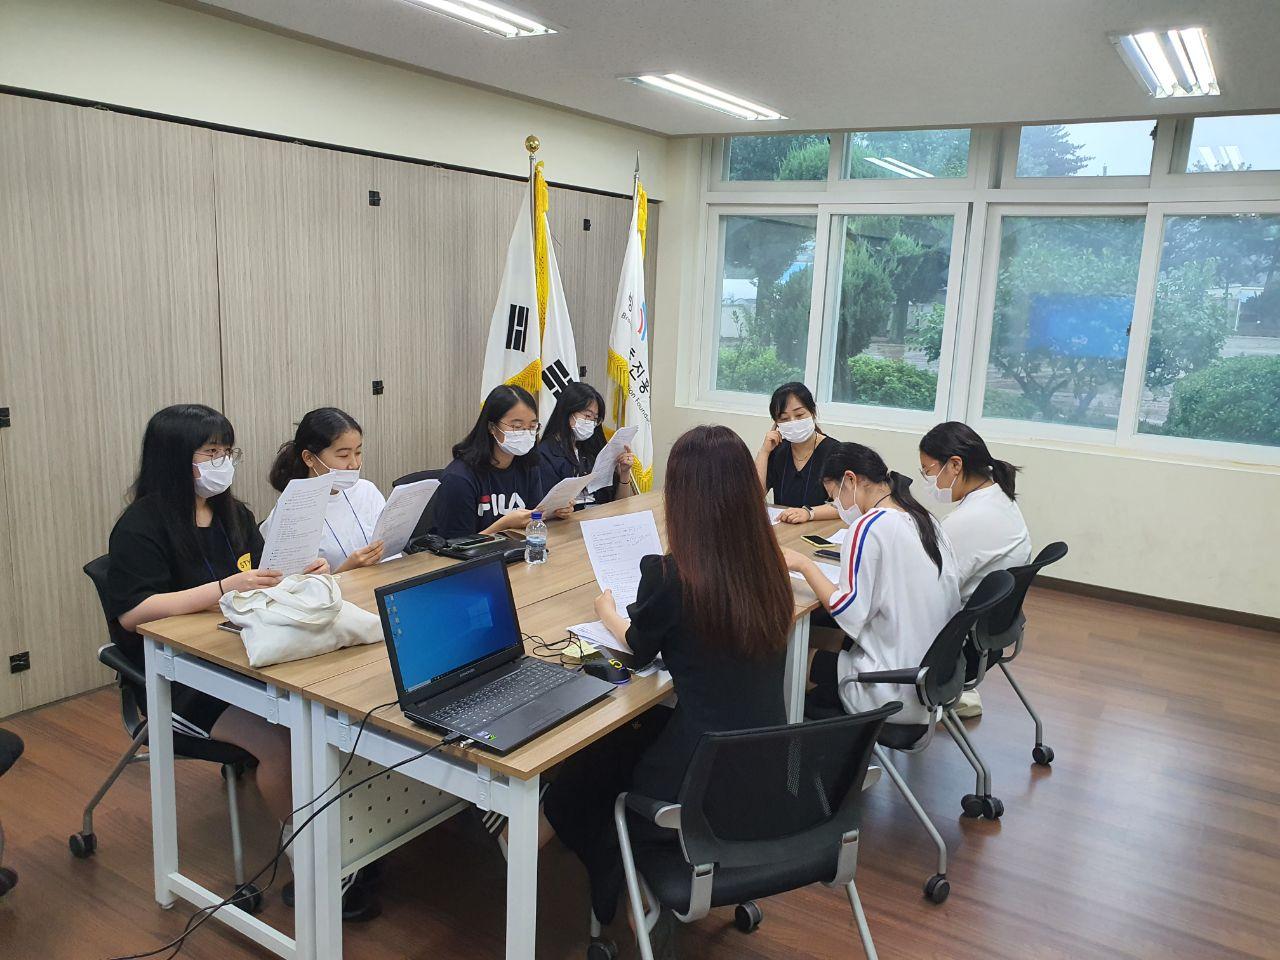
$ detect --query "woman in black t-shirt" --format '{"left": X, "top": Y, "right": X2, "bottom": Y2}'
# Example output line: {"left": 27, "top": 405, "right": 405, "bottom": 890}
{"left": 430, "top": 385, "right": 573, "bottom": 540}
{"left": 543, "top": 425, "right": 794, "bottom": 939}
{"left": 107, "top": 404, "right": 323, "bottom": 824}
{"left": 754, "top": 381, "right": 840, "bottom": 523}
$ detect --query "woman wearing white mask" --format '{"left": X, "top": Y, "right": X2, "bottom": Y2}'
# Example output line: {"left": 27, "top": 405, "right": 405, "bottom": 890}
{"left": 537, "top": 381, "right": 635, "bottom": 509}
{"left": 264, "top": 408, "right": 386, "bottom": 573}
{"left": 918, "top": 421, "right": 1031, "bottom": 718}
{"left": 432, "top": 385, "right": 574, "bottom": 540}
{"left": 755, "top": 382, "right": 840, "bottom": 523}
{"left": 106, "top": 404, "right": 317, "bottom": 823}
{"left": 782, "top": 442, "right": 960, "bottom": 726}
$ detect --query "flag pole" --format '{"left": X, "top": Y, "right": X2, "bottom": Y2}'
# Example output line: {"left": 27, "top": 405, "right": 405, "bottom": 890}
{"left": 525, "top": 134, "right": 540, "bottom": 250}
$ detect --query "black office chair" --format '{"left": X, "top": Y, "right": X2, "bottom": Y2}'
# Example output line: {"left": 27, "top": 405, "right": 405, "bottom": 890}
{"left": 0, "top": 728, "right": 23, "bottom": 897}
{"left": 589, "top": 703, "right": 901, "bottom": 960}
{"left": 77, "top": 556, "right": 265, "bottom": 913}
{"left": 393, "top": 468, "right": 446, "bottom": 552}
{"left": 965, "top": 542, "right": 1069, "bottom": 766}
{"left": 808, "top": 569, "right": 1016, "bottom": 904}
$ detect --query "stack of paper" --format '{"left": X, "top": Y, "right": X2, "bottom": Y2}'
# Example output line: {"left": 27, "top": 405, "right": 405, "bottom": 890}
{"left": 587, "top": 425, "right": 639, "bottom": 493}
{"left": 580, "top": 510, "right": 662, "bottom": 616}
{"left": 371, "top": 478, "right": 440, "bottom": 557}
{"left": 260, "top": 474, "right": 333, "bottom": 574}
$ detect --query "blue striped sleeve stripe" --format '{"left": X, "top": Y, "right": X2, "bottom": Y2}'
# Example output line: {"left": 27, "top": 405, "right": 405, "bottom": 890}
{"left": 830, "top": 510, "right": 885, "bottom": 616}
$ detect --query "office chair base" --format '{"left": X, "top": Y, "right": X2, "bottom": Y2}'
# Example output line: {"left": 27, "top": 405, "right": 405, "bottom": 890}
{"left": 0, "top": 866, "right": 16, "bottom": 897}
{"left": 961, "top": 794, "right": 1004, "bottom": 820}
{"left": 1032, "top": 744, "right": 1055, "bottom": 766}
{"left": 69, "top": 831, "right": 98, "bottom": 859}
{"left": 233, "top": 881, "right": 265, "bottom": 915}
{"left": 924, "top": 873, "right": 950, "bottom": 904}
{"left": 734, "top": 900, "right": 764, "bottom": 933}
{"left": 586, "top": 938, "right": 619, "bottom": 960}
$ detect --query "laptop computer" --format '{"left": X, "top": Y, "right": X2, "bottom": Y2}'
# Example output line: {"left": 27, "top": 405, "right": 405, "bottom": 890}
{"left": 375, "top": 554, "right": 615, "bottom": 753}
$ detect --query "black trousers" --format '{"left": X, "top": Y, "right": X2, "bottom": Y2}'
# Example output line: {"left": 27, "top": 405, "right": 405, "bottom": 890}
{"left": 543, "top": 706, "right": 674, "bottom": 924}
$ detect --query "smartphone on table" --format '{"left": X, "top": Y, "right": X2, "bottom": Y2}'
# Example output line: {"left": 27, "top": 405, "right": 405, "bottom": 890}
{"left": 801, "top": 534, "right": 835, "bottom": 548}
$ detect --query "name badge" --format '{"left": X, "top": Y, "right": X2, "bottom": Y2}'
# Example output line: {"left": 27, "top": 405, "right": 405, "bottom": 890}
{"left": 237, "top": 553, "right": 252, "bottom": 573}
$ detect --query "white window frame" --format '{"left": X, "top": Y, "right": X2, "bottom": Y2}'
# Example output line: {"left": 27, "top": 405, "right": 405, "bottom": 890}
{"left": 837, "top": 128, "right": 980, "bottom": 190}
{"left": 1165, "top": 116, "right": 1280, "bottom": 187}
{"left": 697, "top": 204, "right": 825, "bottom": 412}
{"left": 999, "top": 119, "right": 1169, "bottom": 190}
{"left": 712, "top": 133, "right": 837, "bottom": 192}
{"left": 966, "top": 203, "right": 1150, "bottom": 446}
{"left": 1120, "top": 200, "right": 1280, "bottom": 466}
{"left": 814, "top": 203, "right": 971, "bottom": 431}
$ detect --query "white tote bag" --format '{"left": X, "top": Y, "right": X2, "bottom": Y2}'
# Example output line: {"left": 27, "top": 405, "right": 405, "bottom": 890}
{"left": 220, "top": 574, "right": 382, "bottom": 668}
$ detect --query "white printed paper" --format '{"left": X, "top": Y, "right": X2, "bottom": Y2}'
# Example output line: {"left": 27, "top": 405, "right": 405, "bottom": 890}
{"left": 767, "top": 505, "right": 783, "bottom": 525}
{"left": 260, "top": 474, "right": 333, "bottom": 575}
{"left": 830, "top": 527, "right": 848, "bottom": 545}
{"left": 569, "top": 620, "right": 632, "bottom": 655}
{"left": 537, "top": 475, "right": 593, "bottom": 514}
{"left": 790, "top": 561, "right": 841, "bottom": 586}
{"left": 588, "top": 425, "right": 639, "bottom": 494}
{"left": 371, "top": 478, "right": 440, "bottom": 558}
{"left": 580, "top": 510, "right": 662, "bottom": 616}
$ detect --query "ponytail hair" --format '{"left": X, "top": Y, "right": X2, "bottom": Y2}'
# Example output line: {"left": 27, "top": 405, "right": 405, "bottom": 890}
{"left": 820, "top": 442, "right": 944, "bottom": 576}
{"left": 269, "top": 407, "right": 363, "bottom": 492}
{"left": 919, "top": 421, "right": 1019, "bottom": 500}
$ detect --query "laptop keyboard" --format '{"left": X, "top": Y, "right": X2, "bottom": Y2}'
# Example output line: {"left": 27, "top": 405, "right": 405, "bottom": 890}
{"left": 428, "top": 659, "right": 573, "bottom": 731}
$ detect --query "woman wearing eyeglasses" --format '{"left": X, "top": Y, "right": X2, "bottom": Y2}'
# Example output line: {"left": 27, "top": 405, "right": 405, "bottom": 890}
{"left": 537, "top": 382, "right": 635, "bottom": 510}
{"left": 431, "top": 385, "right": 574, "bottom": 541}
{"left": 106, "top": 404, "right": 324, "bottom": 826}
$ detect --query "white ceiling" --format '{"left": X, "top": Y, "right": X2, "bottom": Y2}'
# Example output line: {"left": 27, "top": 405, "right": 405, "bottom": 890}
{"left": 192, "top": 0, "right": 1280, "bottom": 136}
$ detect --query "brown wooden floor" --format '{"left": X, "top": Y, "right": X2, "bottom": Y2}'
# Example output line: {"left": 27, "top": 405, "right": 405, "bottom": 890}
{"left": 2, "top": 587, "right": 1279, "bottom": 960}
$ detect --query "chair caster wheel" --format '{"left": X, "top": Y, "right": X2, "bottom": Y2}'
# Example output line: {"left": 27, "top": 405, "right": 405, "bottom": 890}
{"left": 924, "top": 874, "right": 950, "bottom": 904}
{"left": 1032, "top": 744, "right": 1054, "bottom": 766}
{"left": 69, "top": 831, "right": 97, "bottom": 858}
{"left": 0, "top": 867, "right": 17, "bottom": 897}
{"left": 961, "top": 794, "right": 983, "bottom": 818}
{"left": 734, "top": 900, "right": 763, "bottom": 933}
{"left": 587, "top": 938, "right": 619, "bottom": 960}
{"left": 981, "top": 796, "right": 1004, "bottom": 820}
{"left": 234, "top": 882, "right": 265, "bottom": 914}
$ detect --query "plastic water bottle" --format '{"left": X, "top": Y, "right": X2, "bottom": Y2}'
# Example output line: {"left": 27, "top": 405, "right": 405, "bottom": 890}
{"left": 524, "top": 511, "right": 548, "bottom": 565}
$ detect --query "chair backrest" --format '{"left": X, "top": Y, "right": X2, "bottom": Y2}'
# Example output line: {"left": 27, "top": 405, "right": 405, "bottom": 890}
{"left": 83, "top": 556, "right": 131, "bottom": 648}
{"left": 919, "top": 569, "right": 1015, "bottom": 708}
{"left": 983, "top": 541, "right": 1068, "bottom": 636}
{"left": 676, "top": 702, "right": 902, "bottom": 871}
{"left": 393, "top": 468, "right": 448, "bottom": 548}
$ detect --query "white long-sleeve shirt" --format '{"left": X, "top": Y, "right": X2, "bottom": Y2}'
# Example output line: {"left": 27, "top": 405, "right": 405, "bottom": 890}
{"left": 828, "top": 508, "right": 961, "bottom": 725}
{"left": 942, "top": 484, "right": 1032, "bottom": 601}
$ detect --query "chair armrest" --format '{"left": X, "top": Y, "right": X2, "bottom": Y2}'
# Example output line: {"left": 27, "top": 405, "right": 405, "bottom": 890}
{"left": 625, "top": 792, "right": 682, "bottom": 829}
{"left": 98, "top": 644, "right": 147, "bottom": 689}
{"left": 849, "top": 668, "right": 921, "bottom": 685}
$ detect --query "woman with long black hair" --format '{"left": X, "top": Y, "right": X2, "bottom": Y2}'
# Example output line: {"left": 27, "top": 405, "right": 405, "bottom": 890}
{"left": 106, "top": 404, "right": 319, "bottom": 822}
{"left": 537, "top": 381, "right": 634, "bottom": 508}
{"left": 265, "top": 407, "right": 387, "bottom": 572}
{"left": 544, "top": 425, "right": 795, "bottom": 952}
{"left": 430, "top": 385, "right": 572, "bottom": 540}
{"left": 784, "top": 441, "right": 960, "bottom": 726}
{"left": 919, "top": 421, "right": 1031, "bottom": 718}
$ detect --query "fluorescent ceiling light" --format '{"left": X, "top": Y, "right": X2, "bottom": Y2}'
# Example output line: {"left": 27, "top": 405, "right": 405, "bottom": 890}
{"left": 1111, "top": 27, "right": 1219, "bottom": 97}
{"left": 623, "top": 74, "right": 786, "bottom": 121}
{"left": 402, "top": 0, "right": 555, "bottom": 38}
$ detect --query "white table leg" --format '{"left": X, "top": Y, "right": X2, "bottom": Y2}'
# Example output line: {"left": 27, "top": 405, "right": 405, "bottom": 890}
{"left": 783, "top": 614, "right": 811, "bottom": 723}
{"left": 310, "top": 701, "right": 344, "bottom": 960}
{"left": 144, "top": 638, "right": 178, "bottom": 908}
{"left": 286, "top": 692, "right": 316, "bottom": 960}
{"left": 505, "top": 774, "right": 541, "bottom": 960}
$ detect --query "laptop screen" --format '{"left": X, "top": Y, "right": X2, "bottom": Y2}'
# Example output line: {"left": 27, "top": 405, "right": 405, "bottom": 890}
{"left": 380, "top": 558, "right": 521, "bottom": 696}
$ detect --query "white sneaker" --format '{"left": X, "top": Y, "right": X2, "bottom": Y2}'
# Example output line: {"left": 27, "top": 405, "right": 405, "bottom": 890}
{"left": 954, "top": 690, "right": 983, "bottom": 719}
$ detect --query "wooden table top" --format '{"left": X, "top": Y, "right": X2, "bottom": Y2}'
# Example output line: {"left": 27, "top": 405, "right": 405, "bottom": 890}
{"left": 138, "top": 491, "right": 845, "bottom": 778}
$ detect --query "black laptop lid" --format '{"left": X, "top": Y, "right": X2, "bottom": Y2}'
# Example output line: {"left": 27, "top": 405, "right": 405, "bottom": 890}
{"left": 376, "top": 555, "right": 523, "bottom": 704}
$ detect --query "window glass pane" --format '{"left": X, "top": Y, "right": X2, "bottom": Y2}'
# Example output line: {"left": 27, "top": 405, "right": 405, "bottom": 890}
{"left": 724, "top": 135, "right": 829, "bottom": 181}
{"left": 715, "top": 215, "right": 818, "bottom": 394}
{"left": 982, "top": 216, "right": 1144, "bottom": 428}
{"left": 843, "top": 129, "right": 969, "bottom": 180}
{"left": 828, "top": 215, "right": 954, "bottom": 410}
{"left": 1016, "top": 120, "right": 1155, "bottom": 177}
{"left": 1184, "top": 114, "right": 1280, "bottom": 172}
{"left": 1138, "top": 214, "right": 1280, "bottom": 447}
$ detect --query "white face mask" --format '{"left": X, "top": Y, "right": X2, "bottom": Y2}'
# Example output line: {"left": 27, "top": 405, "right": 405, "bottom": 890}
{"left": 193, "top": 458, "right": 235, "bottom": 498}
{"left": 833, "top": 475, "right": 862, "bottom": 525}
{"left": 777, "top": 417, "right": 815, "bottom": 444}
{"left": 496, "top": 428, "right": 536, "bottom": 457}
{"left": 923, "top": 462, "right": 957, "bottom": 504}
{"left": 572, "top": 417, "right": 597, "bottom": 442}
{"left": 313, "top": 457, "right": 360, "bottom": 492}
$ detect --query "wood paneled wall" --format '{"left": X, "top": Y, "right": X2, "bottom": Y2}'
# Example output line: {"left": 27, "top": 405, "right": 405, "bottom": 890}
{"left": 0, "top": 92, "right": 660, "bottom": 715}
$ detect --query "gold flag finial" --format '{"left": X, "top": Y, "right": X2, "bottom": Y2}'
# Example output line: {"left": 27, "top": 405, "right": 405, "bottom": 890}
{"left": 525, "top": 134, "right": 540, "bottom": 155}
